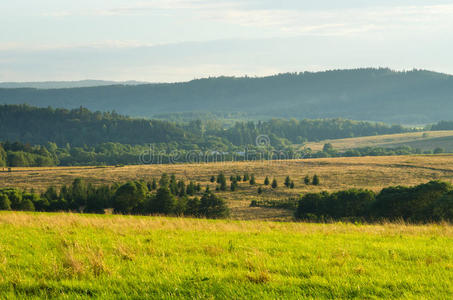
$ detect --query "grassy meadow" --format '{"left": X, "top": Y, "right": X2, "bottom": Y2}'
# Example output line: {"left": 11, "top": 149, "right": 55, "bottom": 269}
{"left": 0, "top": 212, "right": 452, "bottom": 299}
{"left": 305, "top": 130, "right": 453, "bottom": 152}
{"left": 2, "top": 155, "right": 453, "bottom": 220}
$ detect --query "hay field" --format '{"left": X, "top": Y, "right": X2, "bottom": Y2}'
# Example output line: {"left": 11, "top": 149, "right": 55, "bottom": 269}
{"left": 2, "top": 155, "right": 453, "bottom": 220}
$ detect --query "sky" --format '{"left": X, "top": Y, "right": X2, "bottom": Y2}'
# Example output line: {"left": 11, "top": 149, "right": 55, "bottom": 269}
{"left": 1, "top": 0, "right": 453, "bottom": 82}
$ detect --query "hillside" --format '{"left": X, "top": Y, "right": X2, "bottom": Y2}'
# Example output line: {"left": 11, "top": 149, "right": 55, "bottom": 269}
{"left": 0, "top": 80, "right": 148, "bottom": 89}
{"left": 305, "top": 131, "right": 453, "bottom": 152}
{"left": 0, "top": 212, "right": 452, "bottom": 299}
{"left": 1, "top": 69, "right": 453, "bottom": 124}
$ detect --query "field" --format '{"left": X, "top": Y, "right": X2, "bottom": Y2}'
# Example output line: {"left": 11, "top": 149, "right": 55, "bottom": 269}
{"left": 3, "top": 155, "right": 453, "bottom": 220}
{"left": 305, "top": 130, "right": 453, "bottom": 152}
{"left": 0, "top": 212, "right": 451, "bottom": 299}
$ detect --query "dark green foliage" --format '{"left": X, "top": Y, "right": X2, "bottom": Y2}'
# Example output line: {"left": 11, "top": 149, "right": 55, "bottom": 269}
{"left": 217, "top": 173, "right": 227, "bottom": 191}
{"left": 113, "top": 181, "right": 147, "bottom": 214}
{"left": 186, "top": 181, "right": 196, "bottom": 196}
{"left": 230, "top": 180, "right": 238, "bottom": 191}
{"left": 295, "top": 181, "right": 453, "bottom": 222}
{"left": 151, "top": 186, "right": 175, "bottom": 215}
{"left": 264, "top": 176, "right": 270, "bottom": 185}
{"left": 271, "top": 179, "right": 278, "bottom": 189}
{"left": 284, "top": 176, "right": 291, "bottom": 188}
{"left": 243, "top": 173, "right": 249, "bottom": 182}
{"left": 18, "top": 199, "right": 35, "bottom": 211}
{"left": 290, "top": 181, "right": 295, "bottom": 189}
{"left": 0, "top": 194, "right": 11, "bottom": 210}
{"left": 210, "top": 176, "right": 216, "bottom": 183}
{"left": 199, "top": 192, "right": 229, "bottom": 218}
{"left": 186, "top": 197, "right": 201, "bottom": 216}
{"left": 236, "top": 175, "right": 242, "bottom": 182}
{"left": 304, "top": 176, "right": 310, "bottom": 185}
{"left": 249, "top": 174, "right": 256, "bottom": 185}
{"left": 257, "top": 187, "right": 263, "bottom": 194}
{"left": 312, "top": 175, "right": 320, "bottom": 186}
{"left": 434, "top": 147, "right": 444, "bottom": 154}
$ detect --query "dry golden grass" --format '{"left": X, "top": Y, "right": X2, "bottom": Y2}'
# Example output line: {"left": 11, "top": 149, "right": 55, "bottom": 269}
{"left": 305, "top": 130, "right": 453, "bottom": 151}
{"left": 2, "top": 155, "right": 453, "bottom": 220}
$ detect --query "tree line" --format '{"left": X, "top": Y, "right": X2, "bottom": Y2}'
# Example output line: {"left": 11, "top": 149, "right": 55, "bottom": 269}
{"left": 295, "top": 181, "right": 453, "bottom": 222}
{"left": 0, "top": 174, "right": 229, "bottom": 219}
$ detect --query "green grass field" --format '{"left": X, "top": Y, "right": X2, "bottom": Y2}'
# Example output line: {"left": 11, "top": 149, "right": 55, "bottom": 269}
{"left": 1, "top": 212, "right": 452, "bottom": 299}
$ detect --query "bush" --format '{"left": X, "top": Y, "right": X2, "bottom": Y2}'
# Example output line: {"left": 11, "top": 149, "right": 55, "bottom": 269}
{"left": 0, "top": 194, "right": 11, "bottom": 210}
{"left": 199, "top": 192, "right": 229, "bottom": 218}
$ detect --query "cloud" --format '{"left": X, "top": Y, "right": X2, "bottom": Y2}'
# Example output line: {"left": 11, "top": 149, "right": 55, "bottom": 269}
{"left": 41, "top": 1, "right": 453, "bottom": 37}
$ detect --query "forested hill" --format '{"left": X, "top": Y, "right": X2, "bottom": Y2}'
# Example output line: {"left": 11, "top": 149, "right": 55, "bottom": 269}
{"left": 1, "top": 68, "right": 452, "bottom": 124}
{"left": 0, "top": 105, "right": 407, "bottom": 147}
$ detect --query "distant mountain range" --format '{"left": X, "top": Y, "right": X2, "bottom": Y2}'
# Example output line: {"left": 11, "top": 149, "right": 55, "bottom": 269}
{"left": 0, "top": 68, "right": 452, "bottom": 124}
{"left": 0, "top": 80, "right": 149, "bottom": 89}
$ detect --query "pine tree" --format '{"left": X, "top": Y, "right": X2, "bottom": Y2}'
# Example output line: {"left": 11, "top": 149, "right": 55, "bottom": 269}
{"left": 304, "top": 175, "right": 310, "bottom": 185}
{"left": 290, "top": 181, "right": 295, "bottom": 189}
{"left": 264, "top": 176, "right": 270, "bottom": 185}
{"left": 249, "top": 174, "right": 256, "bottom": 185}
{"left": 243, "top": 173, "right": 249, "bottom": 182}
{"left": 271, "top": 179, "right": 278, "bottom": 189}
{"left": 284, "top": 176, "right": 291, "bottom": 188}
{"left": 236, "top": 175, "right": 242, "bottom": 182}
{"left": 312, "top": 175, "right": 320, "bottom": 186}
{"left": 230, "top": 180, "right": 238, "bottom": 191}
{"left": 210, "top": 176, "right": 216, "bottom": 183}
{"left": 257, "top": 187, "right": 263, "bottom": 194}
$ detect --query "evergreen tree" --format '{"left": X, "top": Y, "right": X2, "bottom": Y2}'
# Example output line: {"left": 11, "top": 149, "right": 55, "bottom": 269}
{"left": 243, "top": 173, "right": 249, "bottom": 182}
{"left": 210, "top": 176, "right": 216, "bottom": 183}
{"left": 152, "top": 186, "right": 176, "bottom": 214}
{"left": 304, "top": 175, "right": 310, "bottom": 185}
{"left": 264, "top": 176, "right": 270, "bottom": 185}
{"left": 230, "top": 180, "right": 238, "bottom": 191}
{"left": 290, "top": 181, "right": 295, "bottom": 189}
{"left": 257, "top": 187, "right": 263, "bottom": 194}
{"left": 159, "top": 173, "right": 169, "bottom": 187}
{"left": 236, "top": 175, "right": 242, "bottom": 182}
{"left": 186, "top": 197, "right": 201, "bottom": 216}
{"left": 249, "top": 174, "right": 256, "bottom": 185}
{"left": 313, "top": 175, "right": 320, "bottom": 186}
{"left": 284, "top": 176, "right": 291, "bottom": 188}
{"left": 271, "top": 179, "right": 278, "bottom": 189}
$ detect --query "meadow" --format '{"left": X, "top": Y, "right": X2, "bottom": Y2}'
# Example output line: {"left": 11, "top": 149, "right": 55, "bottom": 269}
{"left": 2, "top": 155, "right": 453, "bottom": 220}
{"left": 305, "top": 130, "right": 453, "bottom": 152}
{"left": 0, "top": 212, "right": 452, "bottom": 299}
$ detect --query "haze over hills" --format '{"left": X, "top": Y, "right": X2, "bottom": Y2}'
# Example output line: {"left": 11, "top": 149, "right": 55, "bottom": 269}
{"left": 0, "top": 68, "right": 452, "bottom": 124}
{"left": 0, "top": 80, "right": 149, "bottom": 89}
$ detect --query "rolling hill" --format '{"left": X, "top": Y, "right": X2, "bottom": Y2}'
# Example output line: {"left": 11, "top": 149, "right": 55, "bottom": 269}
{"left": 1, "top": 68, "right": 453, "bottom": 124}
{"left": 305, "top": 131, "right": 453, "bottom": 152}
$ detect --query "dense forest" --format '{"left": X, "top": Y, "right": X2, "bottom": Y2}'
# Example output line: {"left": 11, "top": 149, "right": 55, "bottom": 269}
{"left": 1, "top": 69, "right": 452, "bottom": 124}
{"left": 0, "top": 105, "right": 452, "bottom": 167}
{"left": 0, "top": 105, "right": 408, "bottom": 147}
{"left": 0, "top": 104, "right": 420, "bottom": 166}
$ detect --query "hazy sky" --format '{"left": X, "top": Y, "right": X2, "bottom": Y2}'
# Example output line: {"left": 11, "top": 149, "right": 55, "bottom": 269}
{"left": 1, "top": 0, "right": 453, "bottom": 82}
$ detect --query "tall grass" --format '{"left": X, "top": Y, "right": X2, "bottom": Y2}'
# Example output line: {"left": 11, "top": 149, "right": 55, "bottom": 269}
{"left": 0, "top": 212, "right": 452, "bottom": 298}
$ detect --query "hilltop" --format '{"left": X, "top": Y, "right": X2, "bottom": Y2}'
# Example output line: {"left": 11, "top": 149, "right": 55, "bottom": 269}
{"left": 1, "top": 68, "right": 452, "bottom": 124}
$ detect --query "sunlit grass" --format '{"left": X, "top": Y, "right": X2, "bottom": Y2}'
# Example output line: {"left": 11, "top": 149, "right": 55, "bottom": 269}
{"left": 0, "top": 212, "right": 452, "bottom": 298}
